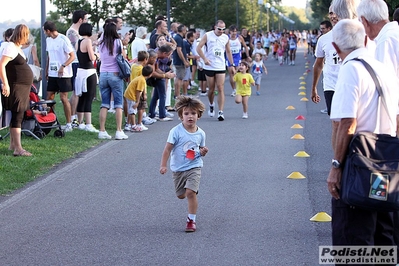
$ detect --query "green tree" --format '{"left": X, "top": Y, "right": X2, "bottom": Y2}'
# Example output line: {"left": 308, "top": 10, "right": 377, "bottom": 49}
{"left": 310, "top": 0, "right": 330, "bottom": 22}
{"left": 49, "top": 0, "right": 129, "bottom": 31}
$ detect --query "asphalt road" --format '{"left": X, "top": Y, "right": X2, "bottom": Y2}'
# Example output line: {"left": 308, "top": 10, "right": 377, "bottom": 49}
{"left": 0, "top": 47, "right": 334, "bottom": 266}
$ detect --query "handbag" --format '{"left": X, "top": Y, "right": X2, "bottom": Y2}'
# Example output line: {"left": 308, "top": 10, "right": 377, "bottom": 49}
{"left": 340, "top": 58, "right": 399, "bottom": 212}
{"left": 29, "top": 64, "right": 42, "bottom": 82}
{"left": 115, "top": 40, "right": 131, "bottom": 79}
{"left": 26, "top": 45, "right": 41, "bottom": 82}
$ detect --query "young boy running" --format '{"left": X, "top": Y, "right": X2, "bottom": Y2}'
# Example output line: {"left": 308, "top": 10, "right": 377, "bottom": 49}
{"left": 160, "top": 96, "right": 209, "bottom": 232}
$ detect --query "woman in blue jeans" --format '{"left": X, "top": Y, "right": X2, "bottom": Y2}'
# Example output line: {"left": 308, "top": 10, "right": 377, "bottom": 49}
{"left": 97, "top": 22, "right": 128, "bottom": 140}
{"left": 148, "top": 45, "right": 175, "bottom": 121}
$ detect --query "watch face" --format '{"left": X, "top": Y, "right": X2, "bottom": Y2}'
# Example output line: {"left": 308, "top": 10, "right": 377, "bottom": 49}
{"left": 332, "top": 160, "right": 340, "bottom": 168}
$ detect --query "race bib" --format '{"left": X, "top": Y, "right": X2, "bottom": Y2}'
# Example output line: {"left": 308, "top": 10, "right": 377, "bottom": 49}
{"left": 50, "top": 62, "right": 59, "bottom": 72}
{"left": 231, "top": 48, "right": 240, "bottom": 54}
{"left": 329, "top": 50, "right": 341, "bottom": 65}
{"left": 213, "top": 48, "right": 223, "bottom": 57}
{"left": 49, "top": 62, "right": 60, "bottom": 76}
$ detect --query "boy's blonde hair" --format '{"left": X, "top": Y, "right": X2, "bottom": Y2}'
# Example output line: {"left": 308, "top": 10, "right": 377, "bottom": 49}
{"left": 175, "top": 96, "right": 205, "bottom": 119}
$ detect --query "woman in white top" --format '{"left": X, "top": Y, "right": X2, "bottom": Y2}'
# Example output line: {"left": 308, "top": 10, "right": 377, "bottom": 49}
{"left": 22, "top": 34, "right": 41, "bottom": 90}
{"left": 131, "top": 26, "right": 148, "bottom": 61}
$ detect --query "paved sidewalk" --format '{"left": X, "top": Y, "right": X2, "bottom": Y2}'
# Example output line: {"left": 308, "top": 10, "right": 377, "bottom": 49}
{"left": 0, "top": 47, "right": 333, "bottom": 265}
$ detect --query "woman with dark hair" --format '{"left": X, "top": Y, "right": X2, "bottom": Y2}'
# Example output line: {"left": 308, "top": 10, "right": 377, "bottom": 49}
{"left": 0, "top": 24, "right": 33, "bottom": 156}
{"left": 97, "top": 22, "right": 128, "bottom": 140}
{"left": 75, "top": 22, "right": 99, "bottom": 133}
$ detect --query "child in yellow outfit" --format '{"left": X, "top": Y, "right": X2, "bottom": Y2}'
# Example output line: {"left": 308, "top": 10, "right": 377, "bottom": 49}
{"left": 124, "top": 51, "right": 149, "bottom": 130}
{"left": 124, "top": 65, "right": 153, "bottom": 132}
{"left": 233, "top": 61, "right": 255, "bottom": 119}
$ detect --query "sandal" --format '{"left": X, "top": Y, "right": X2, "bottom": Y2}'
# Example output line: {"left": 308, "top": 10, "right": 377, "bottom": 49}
{"left": 13, "top": 150, "right": 32, "bottom": 157}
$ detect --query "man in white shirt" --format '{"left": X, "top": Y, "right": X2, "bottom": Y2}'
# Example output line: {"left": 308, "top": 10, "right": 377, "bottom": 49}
{"left": 312, "top": 0, "right": 359, "bottom": 152}
{"left": 357, "top": 0, "right": 399, "bottom": 258}
{"left": 43, "top": 21, "right": 76, "bottom": 132}
{"left": 328, "top": 18, "right": 399, "bottom": 248}
{"left": 196, "top": 20, "right": 234, "bottom": 121}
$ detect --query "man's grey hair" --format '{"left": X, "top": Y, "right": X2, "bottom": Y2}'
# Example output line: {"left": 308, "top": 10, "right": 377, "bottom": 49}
{"left": 357, "top": 0, "right": 389, "bottom": 24}
{"left": 136, "top": 26, "right": 147, "bottom": 39}
{"left": 332, "top": 19, "right": 365, "bottom": 52}
{"left": 331, "top": 0, "right": 360, "bottom": 19}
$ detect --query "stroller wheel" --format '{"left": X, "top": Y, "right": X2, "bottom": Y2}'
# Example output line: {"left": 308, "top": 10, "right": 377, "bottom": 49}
{"left": 34, "top": 131, "right": 45, "bottom": 139}
{"left": 54, "top": 129, "right": 65, "bottom": 138}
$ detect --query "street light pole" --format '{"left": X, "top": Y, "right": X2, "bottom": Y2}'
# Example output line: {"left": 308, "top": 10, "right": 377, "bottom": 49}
{"left": 258, "top": 0, "right": 263, "bottom": 32}
{"left": 215, "top": 0, "right": 218, "bottom": 23}
{"left": 167, "top": 0, "right": 171, "bottom": 30}
{"left": 41, "top": 0, "right": 47, "bottom": 97}
{"left": 265, "top": 3, "right": 271, "bottom": 33}
{"left": 236, "top": 0, "right": 239, "bottom": 28}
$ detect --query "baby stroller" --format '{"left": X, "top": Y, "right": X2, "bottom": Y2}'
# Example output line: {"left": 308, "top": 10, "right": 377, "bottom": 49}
{"left": 21, "top": 85, "right": 65, "bottom": 139}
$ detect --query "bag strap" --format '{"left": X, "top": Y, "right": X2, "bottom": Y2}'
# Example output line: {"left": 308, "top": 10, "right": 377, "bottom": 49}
{"left": 351, "top": 58, "right": 393, "bottom": 127}
{"left": 118, "top": 39, "right": 123, "bottom": 55}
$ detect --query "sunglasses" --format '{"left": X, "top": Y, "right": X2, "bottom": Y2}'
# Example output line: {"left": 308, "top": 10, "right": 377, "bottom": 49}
{"left": 216, "top": 27, "right": 225, "bottom": 31}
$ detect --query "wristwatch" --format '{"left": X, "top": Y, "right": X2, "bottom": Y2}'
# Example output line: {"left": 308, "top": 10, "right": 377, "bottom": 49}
{"left": 332, "top": 159, "right": 341, "bottom": 169}
{"left": 61, "top": 64, "right": 66, "bottom": 68}
{"left": 232, "top": 63, "right": 236, "bottom": 67}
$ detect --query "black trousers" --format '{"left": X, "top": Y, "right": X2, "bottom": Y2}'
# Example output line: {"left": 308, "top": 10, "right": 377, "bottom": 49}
{"left": 331, "top": 198, "right": 396, "bottom": 265}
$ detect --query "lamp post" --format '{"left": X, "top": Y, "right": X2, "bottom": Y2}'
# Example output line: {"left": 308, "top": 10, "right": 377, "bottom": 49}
{"left": 167, "top": 0, "right": 171, "bottom": 30}
{"left": 258, "top": 0, "right": 263, "bottom": 31}
{"left": 236, "top": 0, "right": 239, "bottom": 28}
{"left": 270, "top": 6, "right": 275, "bottom": 31}
{"left": 265, "top": 3, "right": 270, "bottom": 33}
{"left": 41, "top": 0, "right": 47, "bottom": 97}
{"left": 215, "top": 0, "right": 218, "bottom": 23}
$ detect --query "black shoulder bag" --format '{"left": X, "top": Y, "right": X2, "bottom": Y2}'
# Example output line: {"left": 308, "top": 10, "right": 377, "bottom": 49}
{"left": 340, "top": 58, "right": 399, "bottom": 212}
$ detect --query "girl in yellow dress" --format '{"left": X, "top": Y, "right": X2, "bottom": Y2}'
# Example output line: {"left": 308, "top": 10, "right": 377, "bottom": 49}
{"left": 233, "top": 61, "right": 255, "bottom": 119}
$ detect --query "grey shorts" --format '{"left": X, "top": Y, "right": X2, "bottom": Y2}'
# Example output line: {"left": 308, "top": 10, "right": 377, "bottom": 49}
{"left": 183, "top": 67, "right": 191, "bottom": 81}
{"left": 252, "top": 73, "right": 262, "bottom": 85}
{"left": 173, "top": 167, "right": 201, "bottom": 197}
{"left": 175, "top": 65, "right": 186, "bottom": 80}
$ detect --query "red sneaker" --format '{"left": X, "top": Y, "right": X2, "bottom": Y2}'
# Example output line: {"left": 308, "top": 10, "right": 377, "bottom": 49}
{"left": 185, "top": 218, "right": 196, "bottom": 232}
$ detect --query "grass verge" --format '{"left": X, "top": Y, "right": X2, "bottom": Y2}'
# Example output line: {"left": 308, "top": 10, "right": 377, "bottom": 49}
{"left": 0, "top": 93, "right": 110, "bottom": 195}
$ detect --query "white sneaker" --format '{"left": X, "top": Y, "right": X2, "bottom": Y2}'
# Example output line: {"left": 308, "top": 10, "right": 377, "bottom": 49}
{"left": 165, "top": 111, "right": 174, "bottom": 118}
{"left": 78, "top": 123, "right": 86, "bottom": 130}
{"left": 191, "top": 81, "right": 198, "bottom": 87}
{"left": 208, "top": 105, "right": 215, "bottom": 117}
{"left": 108, "top": 108, "right": 116, "bottom": 114}
{"left": 140, "top": 124, "right": 149, "bottom": 131}
{"left": 242, "top": 113, "right": 248, "bottom": 119}
{"left": 124, "top": 124, "right": 132, "bottom": 131}
{"left": 85, "top": 124, "right": 99, "bottom": 133}
{"left": 142, "top": 117, "right": 155, "bottom": 125}
{"left": 115, "top": 130, "right": 128, "bottom": 140}
{"left": 199, "top": 92, "right": 207, "bottom": 97}
{"left": 218, "top": 111, "right": 225, "bottom": 121}
{"left": 292, "top": 61, "right": 295, "bottom": 66}
{"left": 64, "top": 124, "right": 73, "bottom": 132}
{"left": 98, "top": 131, "right": 112, "bottom": 139}
{"left": 131, "top": 125, "right": 143, "bottom": 132}
{"left": 157, "top": 117, "right": 173, "bottom": 122}
{"left": 230, "top": 89, "right": 236, "bottom": 97}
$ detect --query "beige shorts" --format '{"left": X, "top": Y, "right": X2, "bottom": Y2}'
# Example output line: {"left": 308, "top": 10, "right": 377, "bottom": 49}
{"left": 172, "top": 167, "right": 201, "bottom": 197}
